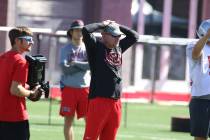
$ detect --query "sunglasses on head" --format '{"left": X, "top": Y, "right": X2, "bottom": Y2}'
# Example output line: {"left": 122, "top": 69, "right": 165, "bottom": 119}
{"left": 18, "top": 36, "right": 34, "bottom": 45}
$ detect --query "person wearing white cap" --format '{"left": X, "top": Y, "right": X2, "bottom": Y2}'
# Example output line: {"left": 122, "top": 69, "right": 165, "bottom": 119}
{"left": 186, "top": 19, "right": 210, "bottom": 140}
{"left": 82, "top": 20, "right": 139, "bottom": 140}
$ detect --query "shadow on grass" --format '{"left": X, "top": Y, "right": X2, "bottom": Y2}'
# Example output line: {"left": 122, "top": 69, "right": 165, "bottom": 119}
{"left": 157, "top": 129, "right": 190, "bottom": 134}
{"left": 30, "top": 122, "right": 85, "bottom": 127}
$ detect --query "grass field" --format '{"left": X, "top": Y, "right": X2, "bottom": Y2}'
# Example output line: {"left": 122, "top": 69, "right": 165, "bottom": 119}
{"left": 27, "top": 100, "right": 192, "bottom": 140}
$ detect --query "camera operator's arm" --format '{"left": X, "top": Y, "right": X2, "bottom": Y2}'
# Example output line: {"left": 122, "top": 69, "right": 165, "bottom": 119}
{"left": 10, "top": 58, "right": 43, "bottom": 99}
{"left": 10, "top": 81, "right": 41, "bottom": 98}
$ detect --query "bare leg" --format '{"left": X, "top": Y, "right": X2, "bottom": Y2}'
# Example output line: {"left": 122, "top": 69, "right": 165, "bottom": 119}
{"left": 64, "top": 116, "right": 74, "bottom": 140}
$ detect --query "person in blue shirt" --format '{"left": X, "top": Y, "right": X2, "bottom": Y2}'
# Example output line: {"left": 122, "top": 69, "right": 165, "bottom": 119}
{"left": 59, "top": 20, "right": 90, "bottom": 140}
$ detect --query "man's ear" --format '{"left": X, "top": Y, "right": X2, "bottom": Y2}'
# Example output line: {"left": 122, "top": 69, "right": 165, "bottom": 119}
{"left": 14, "top": 38, "right": 21, "bottom": 45}
{"left": 101, "top": 32, "right": 107, "bottom": 37}
{"left": 67, "top": 30, "right": 73, "bottom": 39}
{"left": 70, "top": 30, "right": 73, "bottom": 36}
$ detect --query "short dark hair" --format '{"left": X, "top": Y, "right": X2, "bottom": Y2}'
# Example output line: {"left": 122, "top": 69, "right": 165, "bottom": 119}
{"left": 9, "top": 26, "right": 33, "bottom": 46}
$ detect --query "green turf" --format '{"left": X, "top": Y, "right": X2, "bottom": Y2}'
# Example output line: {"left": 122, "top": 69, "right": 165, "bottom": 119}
{"left": 27, "top": 100, "right": 191, "bottom": 140}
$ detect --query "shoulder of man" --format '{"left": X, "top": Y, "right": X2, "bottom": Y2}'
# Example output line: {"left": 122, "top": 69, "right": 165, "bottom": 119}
{"left": 61, "top": 43, "right": 72, "bottom": 51}
{"left": 6, "top": 51, "right": 25, "bottom": 62}
{"left": 80, "top": 43, "right": 87, "bottom": 50}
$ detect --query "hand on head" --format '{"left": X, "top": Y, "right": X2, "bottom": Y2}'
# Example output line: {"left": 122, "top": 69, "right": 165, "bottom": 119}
{"left": 207, "top": 28, "right": 210, "bottom": 38}
{"left": 103, "top": 20, "right": 117, "bottom": 26}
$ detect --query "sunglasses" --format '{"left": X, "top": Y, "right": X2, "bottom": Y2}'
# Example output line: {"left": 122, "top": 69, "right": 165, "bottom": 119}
{"left": 18, "top": 36, "right": 34, "bottom": 45}
{"left": 111, "top": 34, "right": 121, "bottom": 38}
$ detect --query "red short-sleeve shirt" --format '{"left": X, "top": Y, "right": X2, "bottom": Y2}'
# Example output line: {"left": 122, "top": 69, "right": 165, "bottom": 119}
{"left": 0, "top": 50, "right": 29, "bottom": 121}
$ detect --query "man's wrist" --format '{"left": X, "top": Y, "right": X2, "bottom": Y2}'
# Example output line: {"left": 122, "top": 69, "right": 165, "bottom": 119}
{"left": 28, "top": 90, "right": 33, "bottom": 98}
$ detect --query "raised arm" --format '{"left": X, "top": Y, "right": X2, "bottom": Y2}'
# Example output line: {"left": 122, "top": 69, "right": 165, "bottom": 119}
{"left": 82, "top": 23, "right": 105, "bottom": 66}
{"left": 192, "top": 28, "right": 210, "bottom": 59}
{"left": 119, "top": 25, "right": 139, "bottom": 53}
{"left": 82, "top": 23, "right": 105, "bottom": 50}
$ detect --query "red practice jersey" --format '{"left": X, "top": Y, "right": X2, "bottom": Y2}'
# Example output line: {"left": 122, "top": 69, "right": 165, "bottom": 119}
{"left": 0, "top": 50, "right": 29, "bottom": 121}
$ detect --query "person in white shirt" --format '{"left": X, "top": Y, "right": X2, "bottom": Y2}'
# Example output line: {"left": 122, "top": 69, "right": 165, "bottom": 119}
{"left": 186, "top": 19, "right": 210, "bottom": 140}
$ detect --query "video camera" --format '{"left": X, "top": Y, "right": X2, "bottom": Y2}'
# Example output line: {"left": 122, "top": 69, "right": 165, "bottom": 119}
{"left": 25, "top": 55, "right": 49, "bottom": 98}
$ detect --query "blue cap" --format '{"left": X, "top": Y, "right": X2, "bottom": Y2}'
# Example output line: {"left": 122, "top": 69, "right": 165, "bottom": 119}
{"left": 104, "top": 23, "right": 124, "bottom": 37}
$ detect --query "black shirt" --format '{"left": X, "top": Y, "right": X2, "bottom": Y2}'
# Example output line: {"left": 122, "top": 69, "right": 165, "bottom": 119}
{"left": 82, "top": 23, "right": 139, "bottom": 99}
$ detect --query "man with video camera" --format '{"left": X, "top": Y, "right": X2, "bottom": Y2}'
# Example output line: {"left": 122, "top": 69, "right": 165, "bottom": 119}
{"left": 0, "top": 26, "right": 45, "bottom": 140}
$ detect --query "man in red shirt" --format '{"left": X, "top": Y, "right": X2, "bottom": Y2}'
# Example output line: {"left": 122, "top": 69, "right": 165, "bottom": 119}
{"left": 0, "top": 26, "right": 43, "bottom": 140}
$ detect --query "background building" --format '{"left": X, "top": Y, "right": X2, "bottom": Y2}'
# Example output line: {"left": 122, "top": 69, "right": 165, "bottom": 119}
{"left": 1, "top": 0, "right": 210, "bottom": 100}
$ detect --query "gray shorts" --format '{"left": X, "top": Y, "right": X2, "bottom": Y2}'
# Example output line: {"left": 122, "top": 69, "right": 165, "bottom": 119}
{"left": 189, "top": 98, "right": 210, "bottom": 138}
